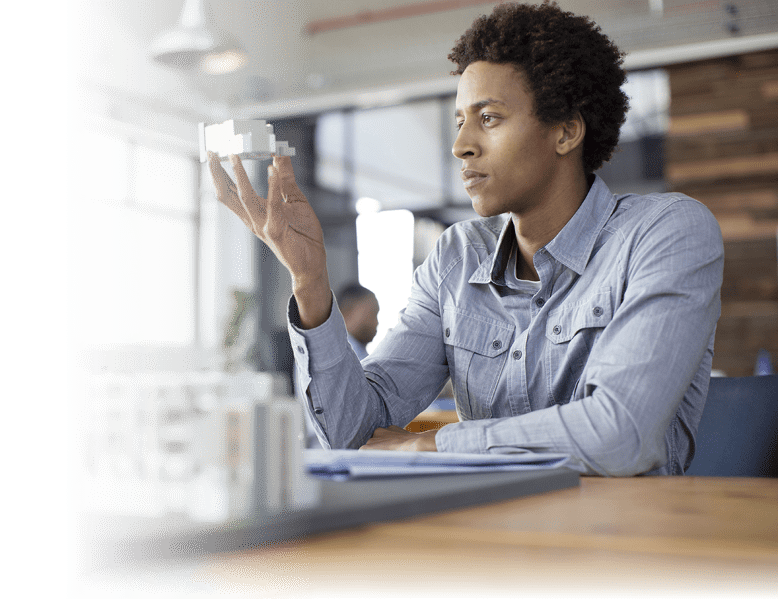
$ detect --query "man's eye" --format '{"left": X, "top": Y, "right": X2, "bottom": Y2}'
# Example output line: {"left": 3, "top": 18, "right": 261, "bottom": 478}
{"left": 455, "top": 121, "right": 464, "bottom": 130}
{"left": 482, "top": 114, "right": 494, "bottom": 125}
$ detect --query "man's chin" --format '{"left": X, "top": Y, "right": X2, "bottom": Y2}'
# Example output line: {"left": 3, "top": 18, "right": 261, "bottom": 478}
{"left": 471, "top": 199, "right": 500, "bottom": 219}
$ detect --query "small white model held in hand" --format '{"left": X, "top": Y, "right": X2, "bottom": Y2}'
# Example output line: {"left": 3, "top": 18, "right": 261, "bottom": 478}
{"left": 198, "top": 119, "right": 296, "bottom": 163}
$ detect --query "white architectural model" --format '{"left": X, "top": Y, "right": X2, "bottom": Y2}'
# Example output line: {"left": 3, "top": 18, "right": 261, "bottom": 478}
{"left": 199, "top": 119, "right": 296, "bottom": 163}
{"left": 79, "top": 371, "right": 320, "bottom": 522}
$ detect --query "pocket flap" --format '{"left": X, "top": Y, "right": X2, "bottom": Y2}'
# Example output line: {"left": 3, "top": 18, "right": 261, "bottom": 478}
{"left": 442, "top": 308, "right": 515, "bottom": 357}
{"left": 546, "top": 292, "right": 613, "bottom": 343}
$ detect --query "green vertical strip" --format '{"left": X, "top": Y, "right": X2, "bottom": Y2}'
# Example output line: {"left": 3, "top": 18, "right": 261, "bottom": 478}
{"left": 6, "top": 1, "right": 67, "bottom": 597}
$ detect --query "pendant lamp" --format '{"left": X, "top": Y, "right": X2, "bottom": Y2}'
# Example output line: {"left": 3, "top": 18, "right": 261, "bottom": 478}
{"left": 150, "top": 0, "right": 248, "bottom": 74}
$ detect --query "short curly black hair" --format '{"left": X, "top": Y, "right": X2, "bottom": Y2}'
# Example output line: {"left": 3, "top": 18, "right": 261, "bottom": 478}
{"left": 448, "top": 1, "right": 629, "bottom": 174}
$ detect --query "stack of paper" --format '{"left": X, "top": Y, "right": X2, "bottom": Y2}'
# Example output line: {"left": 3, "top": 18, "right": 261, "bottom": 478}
{"left": 304, "top": 449, "right": 570, "bottom": 480}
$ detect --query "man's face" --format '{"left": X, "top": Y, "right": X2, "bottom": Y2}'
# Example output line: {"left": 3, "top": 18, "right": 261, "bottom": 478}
{"left": 453, "top": 61, "right": 560, "bottom": 218}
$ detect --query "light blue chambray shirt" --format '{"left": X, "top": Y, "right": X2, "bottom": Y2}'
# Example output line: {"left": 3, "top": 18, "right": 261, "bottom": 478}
{"left": 346, "top": 334, "right": 369, "bottom": 361}
{"left": 288, "top": 176, "right": 724, "bottom": 476}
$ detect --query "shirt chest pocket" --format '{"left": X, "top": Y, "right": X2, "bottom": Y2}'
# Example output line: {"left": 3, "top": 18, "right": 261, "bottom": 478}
{"left": 442, "top": 308, "right": 514, "bottom": 420}
{"left": 544, "top": 292, "right": 614, "bottom": 390}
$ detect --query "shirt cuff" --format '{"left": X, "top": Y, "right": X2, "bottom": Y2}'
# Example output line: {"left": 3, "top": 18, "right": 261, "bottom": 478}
{"left": 287, "top": 292, "right": 350, "bottom": 372}
{"left": 434, "top": 420, "right": 488, "bottom": 454}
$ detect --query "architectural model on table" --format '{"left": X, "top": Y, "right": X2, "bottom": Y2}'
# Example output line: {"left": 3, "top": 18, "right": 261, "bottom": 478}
{"left": 199, "top": 119, "right": 296, "bottom": 163}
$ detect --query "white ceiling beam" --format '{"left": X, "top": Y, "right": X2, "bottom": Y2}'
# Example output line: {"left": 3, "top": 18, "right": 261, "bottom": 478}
{"left": 237, "top": 31, "right": 778, "bottom": 119}
{"left": 624, "top": 31, "right": 778, "bottom": 70}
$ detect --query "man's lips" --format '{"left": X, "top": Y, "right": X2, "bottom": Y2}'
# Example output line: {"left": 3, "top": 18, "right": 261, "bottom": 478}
{"left": 461, "top": 169, "right": 488, "bottom": 189}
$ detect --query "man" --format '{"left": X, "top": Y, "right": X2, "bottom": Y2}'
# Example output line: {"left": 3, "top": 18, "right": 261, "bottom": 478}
{"left": 337, "top": 283, "right": 380, "bottom": 361}
{"left": 208, "top": 2, "right": 723, "bottom": 476}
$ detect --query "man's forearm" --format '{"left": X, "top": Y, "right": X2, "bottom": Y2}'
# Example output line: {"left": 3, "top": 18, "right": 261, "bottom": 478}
{"left": 293, "top": 273, "right": 333, "bottom": 330}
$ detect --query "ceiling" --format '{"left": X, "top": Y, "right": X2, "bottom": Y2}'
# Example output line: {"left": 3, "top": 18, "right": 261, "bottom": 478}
{"left": 71, "top": 0, "right": 778, "bottom": 129}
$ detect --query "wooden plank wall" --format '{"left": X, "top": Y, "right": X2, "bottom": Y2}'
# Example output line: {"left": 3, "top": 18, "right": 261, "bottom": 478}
{"left": 665, "top": 49, "right": 778, "bottom": 377}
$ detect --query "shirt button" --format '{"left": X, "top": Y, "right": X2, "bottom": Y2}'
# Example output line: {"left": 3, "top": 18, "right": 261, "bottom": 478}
{"left": 297, "top": 346, "right": 305, "bottom": 354}
{"left": 535, "top": 298, "right": 545, "bottom": 308}
{"left": 552, "top": 325, "right": 561, "bottom": 335}
{"left": 445, "top": 328, "right": 451, "bottom": 338}
{"left": 593, "top": 306, "right": 603, "bottom": 317}
{"left": 314, "top": 408, "right": 324, "bottom": 415}
{"left": 512, "top": 349, "right": 522, "bottom": 360}
{"left": 492, "top": 340, "right": 502, "bottom": 350}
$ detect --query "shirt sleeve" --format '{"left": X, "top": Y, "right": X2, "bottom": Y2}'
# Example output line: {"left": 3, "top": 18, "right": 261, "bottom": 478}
{"left": 435, "top": 199, "right": 724, "bottom": 476}
{"left": 288, "top": 247, "right": 451, "bottom": 450}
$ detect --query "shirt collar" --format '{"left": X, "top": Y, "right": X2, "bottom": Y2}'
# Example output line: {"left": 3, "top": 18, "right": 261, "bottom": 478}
{"left": 468, "top": 216, "right": 517, "bottom": 285}
{"left": 469, "top": 175, "right": 617, "bottom": 285}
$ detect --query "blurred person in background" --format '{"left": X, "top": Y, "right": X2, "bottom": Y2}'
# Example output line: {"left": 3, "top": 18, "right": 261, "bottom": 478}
{"left": 337, "top": 283, "right": 380, "bottom": 361}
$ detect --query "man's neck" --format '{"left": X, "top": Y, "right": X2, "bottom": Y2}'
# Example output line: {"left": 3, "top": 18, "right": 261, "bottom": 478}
{"left": 512, "top": 173, "right": 590, "bottom": 281}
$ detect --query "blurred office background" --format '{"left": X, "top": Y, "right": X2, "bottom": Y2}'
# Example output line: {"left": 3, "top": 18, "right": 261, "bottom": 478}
{"left": 68, "top": 0, "right": 778, "bottom": 380}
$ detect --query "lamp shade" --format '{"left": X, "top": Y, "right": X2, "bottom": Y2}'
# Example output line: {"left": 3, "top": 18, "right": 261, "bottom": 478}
{"left": 149, "top": 0, "right": 248, "bottom": 74}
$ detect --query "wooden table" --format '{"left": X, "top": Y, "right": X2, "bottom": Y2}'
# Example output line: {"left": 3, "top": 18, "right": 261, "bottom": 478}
{"left": 197, "top": 477, "right": 778, "bottom": 597}
{"left": 405, "top": 409, "right": 459, "bottom": 432}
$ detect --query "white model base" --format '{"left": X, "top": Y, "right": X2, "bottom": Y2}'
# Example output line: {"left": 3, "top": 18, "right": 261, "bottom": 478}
{"left": 199, "top": 119, "right": 297, "bottom": 163}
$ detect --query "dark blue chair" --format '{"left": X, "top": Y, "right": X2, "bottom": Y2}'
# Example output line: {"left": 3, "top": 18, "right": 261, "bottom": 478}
{"left": 686, "top": 375, "right": 778, "bottom": 476}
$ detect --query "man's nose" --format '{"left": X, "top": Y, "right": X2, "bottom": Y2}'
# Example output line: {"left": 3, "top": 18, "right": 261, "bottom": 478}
{"left": 452, "top": 122, "right": 478, "bottom": 159}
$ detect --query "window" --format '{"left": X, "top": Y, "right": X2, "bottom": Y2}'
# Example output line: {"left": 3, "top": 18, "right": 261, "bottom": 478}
{"left": 72, "top": 125, "right": 199, "bottom": 346}
{"left": 356, "top": 209, "right": 415, "bottom": 350}
{"left": 620, "top": 69, "right": 670, "bottom": 142}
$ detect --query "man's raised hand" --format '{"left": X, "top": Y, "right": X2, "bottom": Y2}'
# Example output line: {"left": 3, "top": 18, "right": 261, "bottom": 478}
{"left": 207, "top": 152, "right": 332, "bottom": 328}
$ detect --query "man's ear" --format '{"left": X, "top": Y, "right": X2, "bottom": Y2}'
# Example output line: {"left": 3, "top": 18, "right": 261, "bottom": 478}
{"left": 555, "top": 112, "right": 586, "bottom": 157}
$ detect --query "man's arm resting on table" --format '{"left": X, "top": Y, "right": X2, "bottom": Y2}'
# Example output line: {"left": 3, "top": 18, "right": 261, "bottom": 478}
{"left": 360, "top": 425, "right": 438, "bottom": 451}
{"left": 289, "top": 243, "right": 451, "bottom": 450}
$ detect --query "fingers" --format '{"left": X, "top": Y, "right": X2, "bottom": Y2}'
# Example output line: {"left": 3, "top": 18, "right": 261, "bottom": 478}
{"left": 207, "top": 151, "right": 234, "bottom": 198}
{"left": 273, "top": 155, "right": 294, "bottom": 181}
{"left": 208, "top": 152, "right": 264, "bottom": 235}
{"left": 273, "top": 155, "right": 302, "bottom": 203}
{"left": 265, "top": 164, "right": 285, "bottom": 241}
{"left": 267, "top": 163, "right": 281, "bottom": 205}
{"left": 229, "top": 154, "right": 262, "bottom": 233}
{"left": 229, "top": 154, "right": 253, "bottom": 202}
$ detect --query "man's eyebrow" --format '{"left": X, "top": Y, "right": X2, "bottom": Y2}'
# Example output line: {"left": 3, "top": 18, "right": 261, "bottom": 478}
{"left": 454, "top": 98, "right": 508, "bottom": 117}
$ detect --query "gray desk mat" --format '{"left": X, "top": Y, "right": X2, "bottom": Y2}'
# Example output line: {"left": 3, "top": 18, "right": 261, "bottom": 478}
{"left": 82, "top": 468, "right": 579, "bottom": 566}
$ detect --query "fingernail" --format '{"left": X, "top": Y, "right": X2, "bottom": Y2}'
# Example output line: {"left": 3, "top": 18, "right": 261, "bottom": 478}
{"left": 268, "top": 165, "right": 274, "bottom": 176}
